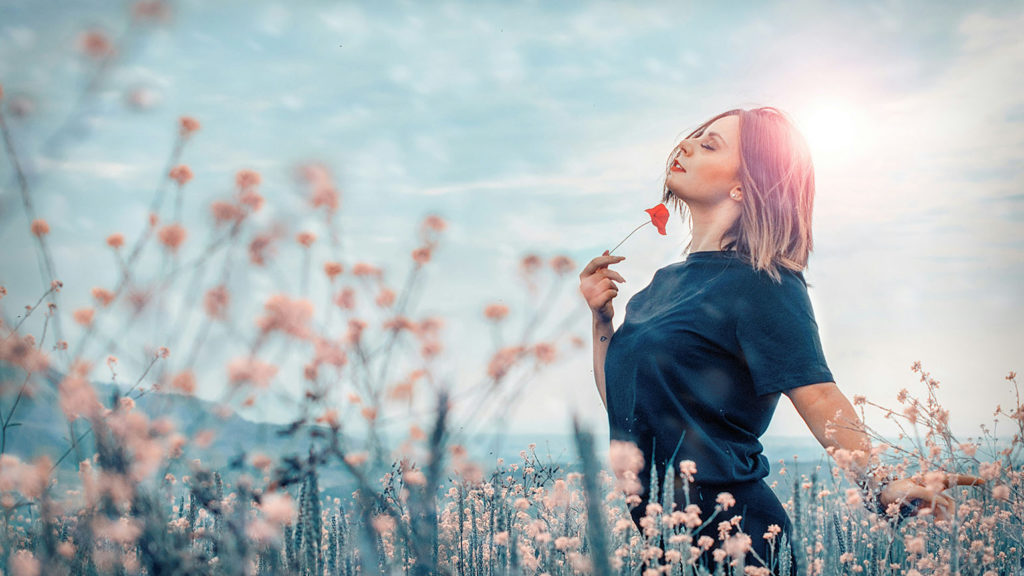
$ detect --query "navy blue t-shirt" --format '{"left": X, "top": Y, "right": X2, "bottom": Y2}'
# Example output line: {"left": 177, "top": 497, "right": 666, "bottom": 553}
{"left": 605, "top": 250, "right": 834, "bottom": 493}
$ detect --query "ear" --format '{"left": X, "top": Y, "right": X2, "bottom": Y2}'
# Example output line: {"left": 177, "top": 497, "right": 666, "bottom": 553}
{"left": 729, "top": 185, "right": 743, "bottom": 202}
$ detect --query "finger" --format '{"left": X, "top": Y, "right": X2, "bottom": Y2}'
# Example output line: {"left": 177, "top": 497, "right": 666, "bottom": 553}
{"left": 581, "top": 255, "right": 626, "bottom": 277}
{"left": 599, "top": 269, "right": 627, "bottom": 283}
{"left": 583, "top": 276, "right": 618, "bottom": 295}
{"left": 598, "top": 289, "right": 619, "bottom": 303}
{"left": 904, "top": 487, "right": 954, "bottom": 519}
{"left": 944, "top": 473, "right": 986, "bottom": 488}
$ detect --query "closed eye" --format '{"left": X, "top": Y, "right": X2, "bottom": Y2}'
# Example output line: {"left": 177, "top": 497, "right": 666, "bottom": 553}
{"left": 701, "top": 143, "right": 715, "bottom": 151}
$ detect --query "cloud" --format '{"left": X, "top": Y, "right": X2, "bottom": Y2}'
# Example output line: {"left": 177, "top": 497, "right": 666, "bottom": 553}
{"left": 35, "top": 157, "right": 147, "bottom": 181}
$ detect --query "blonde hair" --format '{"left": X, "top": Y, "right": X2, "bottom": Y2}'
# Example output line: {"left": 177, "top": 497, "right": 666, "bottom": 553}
{"left": 661, "top": 107, "right": 817, "bottom": 283}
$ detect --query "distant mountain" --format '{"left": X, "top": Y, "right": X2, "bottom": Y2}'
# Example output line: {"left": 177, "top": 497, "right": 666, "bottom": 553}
{"left": 2, "top": 364, "right": 1006, "bottom": 503}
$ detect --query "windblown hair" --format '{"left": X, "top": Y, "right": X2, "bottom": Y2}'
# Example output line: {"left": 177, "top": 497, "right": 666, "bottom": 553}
{"left": 661, "top": 107, "right": 817, "bottom": 284}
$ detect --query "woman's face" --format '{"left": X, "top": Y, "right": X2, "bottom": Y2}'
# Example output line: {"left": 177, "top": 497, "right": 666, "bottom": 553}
{"left": 666, "top": 114, "right": 743, "bottom": 206}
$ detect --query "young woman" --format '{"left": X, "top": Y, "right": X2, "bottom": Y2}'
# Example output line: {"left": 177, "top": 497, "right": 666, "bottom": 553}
{"left": 579, "top": 107, "right": 982, "bottom": 573}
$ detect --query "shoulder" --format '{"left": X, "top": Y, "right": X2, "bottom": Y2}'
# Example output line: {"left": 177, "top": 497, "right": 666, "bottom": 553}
{"left": 734, "top": 265, "right": 813, "bottom": 315}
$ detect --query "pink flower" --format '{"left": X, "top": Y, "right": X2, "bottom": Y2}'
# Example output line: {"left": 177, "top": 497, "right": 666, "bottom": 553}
{"left": 484, "top": 303, "right": 509, "bottom": 321}
{"left": 227, "top": 357, "right": 278, "bottom": 388}
{"left": 324, "top": 262, "right": 343, "bottom": 280}
{"left": 487, "top": 346, "right": 524, "bottom": 381}
{"left": 9, "top": 550, "right": 40, "bottom": 576}
{"left": 422, "top": 214, "right": 447, "bottom": 233}
{"left": 235, "top": 169, "right": 261, "bottom": 190}
{"left": 346, "top": 319, "right": 367, "bottom": 344}
{"left": 179, "top": 116, "right": 200, "bottom": 136}
{"left": 171, "top": 371, "right": 195, "bottom": 394}
{"left": 106, "top": 233, "right": 124, "bottom": 249}
{"left": 73, "top": 308, "right": 95, "bottom": 326}
{"left": 30, "top": 219, "right": 49, "bottom": 237}
{"left": 375, "top": 288, "right": 396, "bottom": 308}
{"left": 531, "top": 342, "right": 557, "bottom": 365}
{"left": 333, "top": 287, "right": 356, "bottom": 309}
{"left": 520, "top": 253, "right": 542, "bottom": 275}
{"left": 249, "top": 232, "right": 278, "bottom": 265}
{"left": 344, "top": 452, "right": 369, "bottom": 467}
{"left": 313, "top": 337, "right": 347, "bottom": 367}
{"left": 257, "top": 294, "right": 313, "bottom": 339}
{"left": 296, "top": 231, "right": 316, "bottom": 247}
{"left": 418, "top": 214, "right": 446, "bottom": 247}
{"left": 157, "top": 223, "right": 187, "bottom": 252}
{"left": 904, "top": 536, "right": 926, "bottom": 555}
{"left": 168, "top": 164, "right": 193, "bottom": 186}
{"left": 716, "top": 492, "right": 735, "bottom": 510}
{"left": 723, "top": 533, "right": 752, "bottom": 559}
{"left": 316, "top": 409, "right": 340, "bottom": 429}
{"left": 59, "top": 361, "right": 100, "bottom": 420}
{"left": 609, "top": 440, "right": 644, "bottom": 496}
{"left": 297, "top": 162, "right": 330, "bottom": 185}
{"left": 203, "top": 285, "right": 230, "bottom": 320}
{"left": 372, "top": 515, "right": 396, "bottom": 536}
{"left": 91, "top": 287, "right": 116, "bottom": 307}
{"left": 311, "top": 185, "right": 340, "bottom": 213}
{"left": 411, "top": 246, "right": 432, "bottom": 264}
{"left": 549, "top": 255, "right": 575, "bottom": 275}
{"left": 210, "top": 201, "right": 244, "bottom": 225}
{"left": 678, "top": 460, "right": 698, "bottom": 482}
{"left": 251, "top": 453, "right": 272, "bottom": 471}
{"left": 239, "top": 189, "right": 264, "bottom": 212}
{"left": 0, "top": 334, "right": 50, "bottom": 374}
{"left": 78, "top": 30, "right": 114, "bottom": 59}
{"left": 260, "top": 492, "right": 295, "bottom": 526}
{"left": 352, "top": 262, "right": 381, "bottom": 278}
{"left": 131, "top": 1, "right": 172, "bottom": 22}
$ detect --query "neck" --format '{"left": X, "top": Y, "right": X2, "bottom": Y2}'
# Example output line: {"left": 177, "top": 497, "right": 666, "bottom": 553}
{"left": 687, "top": 201, "right": 741, "bottom": 253}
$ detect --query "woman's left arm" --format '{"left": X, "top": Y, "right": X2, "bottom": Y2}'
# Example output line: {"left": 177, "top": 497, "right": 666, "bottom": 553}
{"left": 786, "top": 382, "right": 984, "bottom": 521}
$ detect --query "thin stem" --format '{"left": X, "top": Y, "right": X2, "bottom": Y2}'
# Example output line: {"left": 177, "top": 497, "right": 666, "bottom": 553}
{"left": 608, "top": 220, "right": 649, "bottom": 255}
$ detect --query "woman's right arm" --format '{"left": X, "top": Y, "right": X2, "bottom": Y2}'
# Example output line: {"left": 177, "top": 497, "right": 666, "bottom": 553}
{"left": 579, "top": 252, "right": 626, "bottom": 410}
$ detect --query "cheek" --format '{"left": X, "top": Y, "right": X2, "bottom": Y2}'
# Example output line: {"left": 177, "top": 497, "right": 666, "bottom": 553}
{"left": 702, "top": 159, "right": 740, "bottom": 186}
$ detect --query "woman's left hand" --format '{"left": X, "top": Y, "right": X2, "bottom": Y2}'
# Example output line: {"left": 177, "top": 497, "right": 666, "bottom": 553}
{"left": 879, "top": 473, "right": 985, "bottom": 521}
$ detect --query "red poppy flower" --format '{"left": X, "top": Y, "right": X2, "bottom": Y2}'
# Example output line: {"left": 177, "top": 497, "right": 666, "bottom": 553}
{"left": 608, "top": 203, "right": 670, "bottom": 255}
{"left": 645, "top": 203, "right": 669, "bottom": 235}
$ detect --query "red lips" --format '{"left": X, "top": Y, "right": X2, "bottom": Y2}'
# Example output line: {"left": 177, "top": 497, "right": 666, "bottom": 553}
{"left": 670, "top": 160, "right": 685, "bottom": 173}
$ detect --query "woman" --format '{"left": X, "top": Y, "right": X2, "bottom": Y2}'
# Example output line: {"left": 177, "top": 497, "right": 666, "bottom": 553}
{"left": 579, "top": 107, "right": 982, "bottom": 574}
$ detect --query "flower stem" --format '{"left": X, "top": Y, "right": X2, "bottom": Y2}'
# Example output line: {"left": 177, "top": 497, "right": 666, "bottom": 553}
{"left": 608, "top": 221, "right": 649, "bottom": 255}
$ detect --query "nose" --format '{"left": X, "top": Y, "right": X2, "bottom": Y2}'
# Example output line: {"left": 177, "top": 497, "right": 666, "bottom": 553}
{"left": 676, "top": 140, "right": 693, "bottom": 157}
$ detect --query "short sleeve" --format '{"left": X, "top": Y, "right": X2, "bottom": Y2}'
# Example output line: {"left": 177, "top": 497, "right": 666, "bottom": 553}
{"left": 734, "top": 269, "right": 834, "bottom": 396}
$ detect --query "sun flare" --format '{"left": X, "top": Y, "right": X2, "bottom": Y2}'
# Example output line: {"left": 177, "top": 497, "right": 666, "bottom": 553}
{"left": 798, "top": 102, "right": 868, "bottom": 166}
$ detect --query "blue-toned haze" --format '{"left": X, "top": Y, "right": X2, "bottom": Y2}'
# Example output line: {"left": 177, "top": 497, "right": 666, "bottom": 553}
{"left": 0, "top": 0, "right": 1021, "bottom": 449}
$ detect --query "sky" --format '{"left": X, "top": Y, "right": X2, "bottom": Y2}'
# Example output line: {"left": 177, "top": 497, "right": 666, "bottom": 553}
{"left": 0, "top": 0, "right": 1022, "bottom": 449}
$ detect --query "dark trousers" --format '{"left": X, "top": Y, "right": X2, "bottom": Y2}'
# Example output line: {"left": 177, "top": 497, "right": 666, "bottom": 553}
{"left": 630, "top": 478, "right": 796, "bottom": 576}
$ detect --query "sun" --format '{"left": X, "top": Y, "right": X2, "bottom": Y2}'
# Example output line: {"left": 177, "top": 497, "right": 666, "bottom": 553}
{"left": 797, "top": 101, "right": 868, "bottom": 167}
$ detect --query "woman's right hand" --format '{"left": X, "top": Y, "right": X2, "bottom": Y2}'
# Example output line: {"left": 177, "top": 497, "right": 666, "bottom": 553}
{"left": 579, "top": 250, "right": 626, "bottom": 324}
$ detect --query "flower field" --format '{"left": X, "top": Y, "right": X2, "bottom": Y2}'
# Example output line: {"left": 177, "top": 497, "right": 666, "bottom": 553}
{"left": 1, "top": 4, "right": 1023, "bottom": 575}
